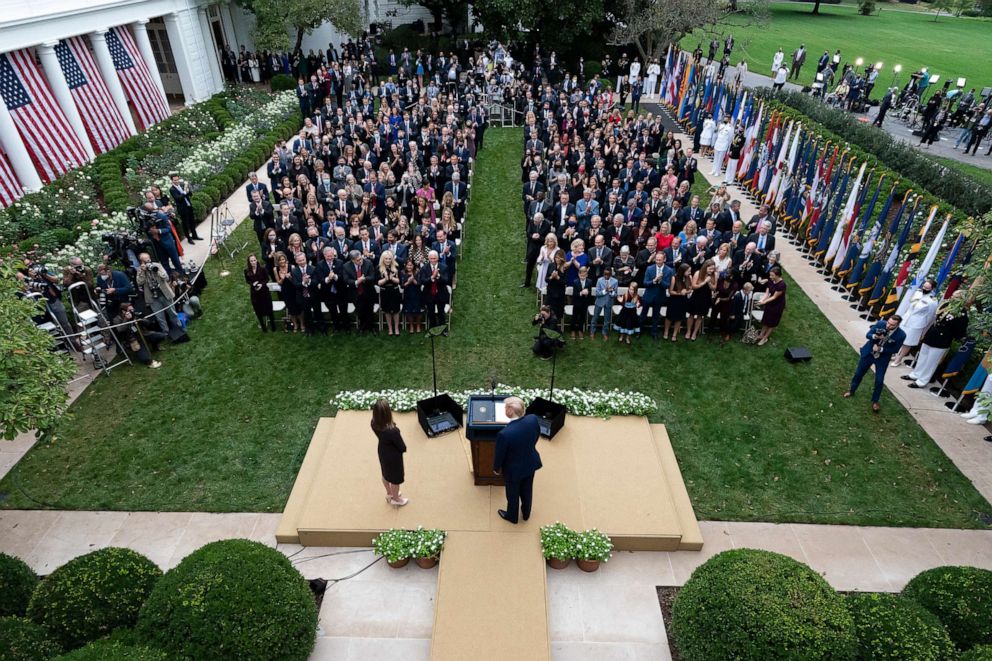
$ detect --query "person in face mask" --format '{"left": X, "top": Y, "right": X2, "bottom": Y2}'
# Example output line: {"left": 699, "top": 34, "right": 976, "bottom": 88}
{"left": 889, "top": 279, "right": 937, "bottom": 367}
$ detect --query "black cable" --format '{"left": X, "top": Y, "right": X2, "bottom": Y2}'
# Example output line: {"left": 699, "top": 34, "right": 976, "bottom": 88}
{"left": 4, "top": 431, "right": 62, "bottom": 509}
{"left": 291, "top": 548, "right": 373, "bottom": 566}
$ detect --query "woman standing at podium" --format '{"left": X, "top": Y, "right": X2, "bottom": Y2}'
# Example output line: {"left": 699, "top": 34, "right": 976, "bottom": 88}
{"left": 372, "top": 399, "right": 409, "bottom": 506}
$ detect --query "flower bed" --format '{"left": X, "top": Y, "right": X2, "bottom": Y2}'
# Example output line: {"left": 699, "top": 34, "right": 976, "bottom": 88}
{"left": 0, "top": 87, "right": 300, "bottom": 267}
{"left": 331, "top": 386, "right": 657, "bottom": 418}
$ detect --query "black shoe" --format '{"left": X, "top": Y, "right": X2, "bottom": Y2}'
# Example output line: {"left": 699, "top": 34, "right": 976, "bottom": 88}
{"left": 522, "top": 513, "right": 530, "bottom": 521}
{"left": 498, "top": 510, "right": 517, "bottom": 524}
{"left": 900, "top": 375, "right": 913, "bottom": 381}
{"left": 907, "top": 382, "right": 923, "bottom": 389}
{"left": 188, "top": 238, "right": 196, "bottom": 244}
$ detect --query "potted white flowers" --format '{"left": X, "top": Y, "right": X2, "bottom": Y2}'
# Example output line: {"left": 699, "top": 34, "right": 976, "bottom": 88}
{"left": 411, "top": 527, "right": 446, "bottom": 568}
{"left": 372, "top": 529, "right": 414, "bottom": 568}
{"left": 540, "top": 522, "right": 578, "bottom": 570}
{"left": 574, "top": 529, "right": 614, "bottom": 572}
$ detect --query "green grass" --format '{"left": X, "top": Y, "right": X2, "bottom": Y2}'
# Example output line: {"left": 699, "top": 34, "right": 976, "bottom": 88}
{"left": 683, "top": 2, "right": 992, "bottom": 90}
{"left": 1, "top": 129, "right": 989, "bottom": 529}
{"left": 934, "top": 156, "right": 992, "bottom": 189}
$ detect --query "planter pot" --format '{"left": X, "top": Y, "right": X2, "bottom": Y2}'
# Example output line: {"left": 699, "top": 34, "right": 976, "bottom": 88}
{"left": 576, "top": 558, "right": 601, "bottom": 573}
{"left": 546, "top": 557, "right": 571, "bottom": 570}
{"left": 415, "top": 556, "right": 439, "bottom": 569}
{"left": 387, "top": 557, "right": 410, "bottom": 569}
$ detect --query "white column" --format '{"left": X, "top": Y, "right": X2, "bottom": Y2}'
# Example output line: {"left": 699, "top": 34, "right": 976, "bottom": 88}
{"left": 89, "top": 29, "right": 138, "bottom": 135}
{"left": 130, "top": 20, "right": 170, "bottom": 110}
{"left": 0, "top": 94, "right": 44, "bottom": 191}
{"left": 36, "top": 42, "right": 96, "bottom": 160}
{"left": 219, "top": 2, "right": 241, "bottom": 51}
{"left": 197, "top": 7, "right": 224, "bottom": 93}
{"left": 163, "top": 12, "right": 199, "bottom": 105}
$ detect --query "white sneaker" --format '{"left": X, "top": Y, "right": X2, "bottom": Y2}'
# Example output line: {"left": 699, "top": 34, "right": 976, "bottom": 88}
{"left": 967, "top": 416, "right": 988, "bottom": 425}
{"left": 149, "top": 360, "right": 162, "bottom": 369}
{"left": 962, "top": 410, "right": 980, "bottom": 419}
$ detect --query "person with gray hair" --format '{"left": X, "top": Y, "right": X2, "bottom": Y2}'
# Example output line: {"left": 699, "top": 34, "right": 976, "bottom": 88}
{"left": 493, "top": 396, "right": 543, "bottom": 524}
{"left": 418, "top": 249, "right": 449, "bottom": 332}
{"left": 746, "top": 218, "right": 776, "bottom": 255}
{"left": 343, "top": 249, "right": 375, "bottom": 333}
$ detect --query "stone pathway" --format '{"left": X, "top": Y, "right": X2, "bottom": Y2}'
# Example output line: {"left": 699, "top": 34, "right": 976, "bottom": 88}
{"left": 2, "top": 508, "right": 990, "bottom": 661}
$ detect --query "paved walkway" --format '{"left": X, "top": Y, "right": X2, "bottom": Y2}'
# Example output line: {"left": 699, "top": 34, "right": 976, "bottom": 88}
{"left": 2, "top": 508, "right": 990, "bottom": 661}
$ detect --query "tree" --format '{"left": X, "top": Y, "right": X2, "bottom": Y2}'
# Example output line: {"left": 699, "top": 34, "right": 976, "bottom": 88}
{"left": 857, "top": 0, "right": 876, "bottom": 15}
{"left": 608, "top": 0, "right": 767, "bottom": 63}
{"left": 473, "top": 0, "right": 607, "bottom": 53}
{"left": 395, "top": 0, "right": 467, "bottom": 33}
{"left": 811, "top": 0, "right": 822, "bottom": 15}
{"left": 237, "top": 0, "right": 364, "bottom": 53}
{"left": 0, "top": 269, "right": 75, "bottom": 440}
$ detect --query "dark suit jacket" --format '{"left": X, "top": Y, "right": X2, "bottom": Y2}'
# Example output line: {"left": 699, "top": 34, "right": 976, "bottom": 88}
{"left": 342, "top": 259, "right": 374, "bottom": 301}
{"left": 250, "top": 201, "right": 274, "bottom": 236}
{"left": 418, "top": 263, "right": 450, "bottom": 302}
{"left": 664, "top": 245, "right": 687, "bottom": 267}
{"left": 245, "top": 181, "right": 270, "bottom": 202}
{"left": 746, "top": 232, "right": 776, "bottom": 254}
{"left": 550, "top": 202, "right": 576, "bottom": 228}
{"left": 526, "top": 220, "right": 551, "bottom": 258}
{"left": 860, "top": 321, "right": 906, "bottom": 361}
{"left": 493, "top": 414, "right": 543, "bottom": 482}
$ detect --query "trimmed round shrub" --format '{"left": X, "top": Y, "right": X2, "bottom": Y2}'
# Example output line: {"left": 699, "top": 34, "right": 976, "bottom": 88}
{"left": 27, "top": 548, "right": 161, "bottom": 650}
{"left": 271, "top": 73, "right": 296, "bottom": 92}
{"left": 53, "top": 638, "right": 168, "bottom": 661}
{"left": 671, "top": 549, "right": 856, "bottom": 660}
{"left": 0, "top": 553, "right": 38, "bottom": 617}
{"left": 847, "top": 592, "right": 955, "bottom": 660}
{"left": 903, "top": 566, "right": 992, "bottom": 651}
{"left": 962, "top": 645, "right": 992, "bottom": 660}
{"left": 0, "top": 616, "right": 63, "bottom": 661}
{"left": 137, "top": 539, "right": 317, "bottom": 661}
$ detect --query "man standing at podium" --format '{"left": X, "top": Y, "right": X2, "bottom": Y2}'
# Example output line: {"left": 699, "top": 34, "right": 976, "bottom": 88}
{"left": 493, "top": 397, "right": 543, "bottom": 524}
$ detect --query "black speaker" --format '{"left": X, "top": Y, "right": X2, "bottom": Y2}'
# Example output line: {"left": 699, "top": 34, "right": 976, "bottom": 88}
{"left": 526, "top": 397, "right": 566, "bottom": 439}
{"left": 416, "top": 393, "right": 464, "bottom": 437}
{"left": 785, "top": 346, "right": 813, "bottom": 363}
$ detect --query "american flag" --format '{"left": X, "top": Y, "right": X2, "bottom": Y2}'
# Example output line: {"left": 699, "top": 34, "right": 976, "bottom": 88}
{"left": 0, "top": 149, "right": 23, "bottom": 207}
{"left": 106, "top": 26, "right": 169, "bottom": 130}
{"left": 57, "top": 37, "right": 131, "bottom": 154}
{"left": 0, "top": 49, "right": 88, "bottom": 183}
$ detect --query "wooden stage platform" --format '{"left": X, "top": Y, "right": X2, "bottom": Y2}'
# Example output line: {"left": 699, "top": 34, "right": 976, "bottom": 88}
{"left": 276, "top": 410, "right": 702, "bottom": 661}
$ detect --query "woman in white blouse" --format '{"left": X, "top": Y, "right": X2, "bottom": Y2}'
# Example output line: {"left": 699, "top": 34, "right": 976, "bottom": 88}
{"left": 536, "top": 233, "right": 561, "bottom": 292}
{"left": 712, "top": 242, "right": 733, "bottom": 277}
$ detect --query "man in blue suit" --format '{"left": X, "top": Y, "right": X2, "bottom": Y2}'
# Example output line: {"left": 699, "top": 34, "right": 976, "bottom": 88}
{"left": 640, "top": 252, "right": 673, "bottom": 339}
{"left": 493, "top": 397, "right": 543, "bottom": 524}
{"left": 844, "top": 315, "right": 905, "bottom": 413}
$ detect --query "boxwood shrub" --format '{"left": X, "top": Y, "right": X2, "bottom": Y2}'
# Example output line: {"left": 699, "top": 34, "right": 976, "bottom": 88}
{"left": 963, "top": 645, "right": 992, "bottom": 660}
{"left": 902, "top": 566, "right": 992, "bottom": 651}
{"left": 136, "top": 539, "right": 317, "bottom": 661}
{"left": 27, "top": 548, "right": 161, "bottom": 650}
{"left": 0, "top": 616, "right": 63, "bottom": 661}
{"left": 671, "top": 548, "right": 856, "bottom": 660}
{"left": 0, "top": 554, "right": 37, "bottom": 617}
{"left": 53, "top": 637, "right": 168, "bottom": 661}
{"left": 846, "top": 592, "right": 955, "bottom": 660}
{"left": 271, "top": 73, "right": 296, "bottom": 92}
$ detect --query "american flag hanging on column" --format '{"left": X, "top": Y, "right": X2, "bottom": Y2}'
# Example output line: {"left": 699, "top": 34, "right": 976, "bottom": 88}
{"left": 105, "top": 26, "right": 170, "bottom": 130}
{"left": 56, "top": 37, "right": 131, "bottom": 154}
{"left": 0, "top": 147, "right": 24, "bottom": 207}
{"left": 0, "top": 49, "right": 88, "bottom": 183}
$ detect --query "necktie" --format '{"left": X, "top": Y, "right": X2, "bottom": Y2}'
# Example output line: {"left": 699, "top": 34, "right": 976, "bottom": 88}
{"left": 759, "top": 236, "right": 765, "bottom": 250}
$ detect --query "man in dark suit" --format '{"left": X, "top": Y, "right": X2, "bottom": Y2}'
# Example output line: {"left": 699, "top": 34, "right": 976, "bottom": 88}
{"left": 523, "top": 212, "right": 550, "bottom": 288}
{"left": 419, "top": 250, "right": 449, "bottom": 330}
{"left": 493, "top": 397, "right": 543, "bottom": 524}
{"left": 587, "top": 234, "right": 613, "bottom": 282}
{"left": 342, "top": 250, "right": 376, "bottom": 333}
{"left": 444, "top": 173, "right": 467, "bottom": 221}
{"left": 679, "top": 195, "right": 705, "bottom": 228}
{"left": 315, "top": 246, "right": 345, "bottom": 331}
{"left": 844, "top": 316, "right": 906, "bottom": 413}
{"left": 522, "top": 171, "right": 544, "bottom": 213}
{"left": 169, "top": 174, "right": 201, "bottom": 243}
{"left": 275, "top": 204, "right": 300, "bottom": 244}
{"left": 717, "top": 200, "right": 742, "bottom": 234}
{"left": 245, "top": 173, "right": 269, "bottom": 203}
{"left": 748, "top": 204, "right": 777, "bottom": 235}
{"left": 664, "top": 236, "right": 687, "bottom": 268}
{"left": 432, "top": 229, "right": 457, "bottom": 278}
{"left": 746, "top": 220, "right": 776, "bottom": 256}
{"left": 249, "top": 190, "right": 274, "bottom": 247}
{"left": 550, "top": 191, "right": 575, "bottom": 231}
{"left": 292, "top": 252, "right": 321, "bottom": 333}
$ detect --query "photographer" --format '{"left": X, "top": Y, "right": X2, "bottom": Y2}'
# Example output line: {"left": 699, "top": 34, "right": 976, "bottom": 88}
{"left": 62, "top": 256, "right": 96, "bottom": 311}
{"left": 112, "top": 302, "right": 164, "bottom": 369}
{"left": 19, "top": 259, "right": 80, "bottom": 351}
{"left": 140, "top": 202, "right": 184, "bottom": 274}
{"left": 94, "top": 263, "right": 133, "bottom": 321}
{"left": 169, "top": 268, "right": 202, "bottom": 320}
{"left": 135, "top": 252, "right": 187, "bottom": 341}
{"left": 532, "top": 304, "right": 561, "bottom": 359}
{"left": 844, "top": 315, "right": 905, "bottom": 413}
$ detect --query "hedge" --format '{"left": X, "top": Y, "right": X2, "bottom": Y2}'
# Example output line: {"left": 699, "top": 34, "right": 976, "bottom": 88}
{"left": 136, "top": 539, "right": 317, "bottom": 661}
{"left": 902, "top": 566, "right": 992, "bottom": 651}
{"left": 0, "top": 553, "right": 37, "bottom": 618}
{"left": 53, "top": 637, "right": 168, "bottom": 661}
{"left": 0, "top": 616, "right": 63, "bottom": 661}
{"left": 756, "top": 89, "right": 992, "bottom": 217}
{"left": 671, "top": 548, "right": 856, "bottom": 660}
{"left": 963, "top": 645, "right": 992, "bottom": 661}
{"left": 846, "top": 592, "right": 955, "bottom": 660}
{"left": 27, "top": 548, "right": 161, "bottom": 650}
{"left": 271, "top": 73, "right": 296, "bottom": 92}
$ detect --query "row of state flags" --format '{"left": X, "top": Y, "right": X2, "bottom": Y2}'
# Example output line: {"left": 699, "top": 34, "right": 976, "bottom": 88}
{"left": 0, "top": 25, "right": 169, "bottom": 207}
{"left": 654, "top": 44, "right": 989, "bottom": 386}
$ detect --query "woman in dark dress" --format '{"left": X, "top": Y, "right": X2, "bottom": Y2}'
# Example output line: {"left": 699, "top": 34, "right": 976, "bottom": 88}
{"left": 245, "top": 254, "right": 275, "bottom": 332}
{"left": 378, "top": 250, "right": 402, "bottom": 335}
{"left": 687, "top": 259, "right": 717, "bottom": 341}
{"left": 756, "top": 267, "right": 786, "bottom": 346}
{"left": 402, "top": 259, "right": 423, "bottom": 333}
{"left": 713, "top": 274, "right": 736, "bottom": 344}
{"left": 545, "top": 252, "right": 568, "bottom": 321}
{"left": 272, "top": 252, "right": 302, "bottom": 332}
{"left": 665, "top": 263, "right": 691, "bottom": 342}
{"left": 371, "top": 398, "right": 408, "bottom": 506}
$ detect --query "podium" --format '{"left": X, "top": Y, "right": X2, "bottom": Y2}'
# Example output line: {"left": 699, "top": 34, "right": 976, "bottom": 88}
{"left": 465, "top": 394, "right": 509, "bottom": 486}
